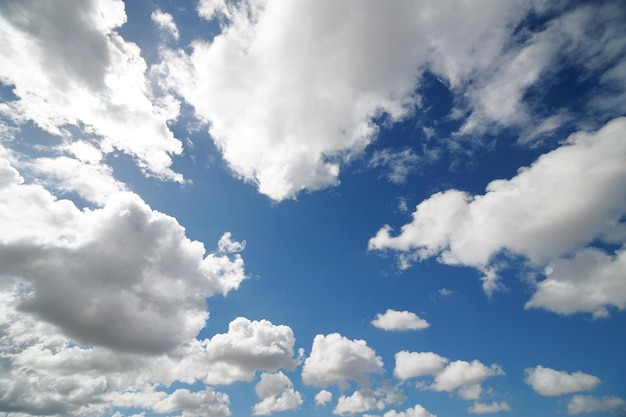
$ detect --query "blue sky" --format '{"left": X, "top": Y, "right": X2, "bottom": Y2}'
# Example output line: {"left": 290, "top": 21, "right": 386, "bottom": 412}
{"left": 1, "top": 1, "right": 626, "bottom": 416}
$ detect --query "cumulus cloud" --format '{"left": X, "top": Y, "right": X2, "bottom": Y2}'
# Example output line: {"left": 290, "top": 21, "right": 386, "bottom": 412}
{"left": 524, "top": 366, "right": 601, "bottom": 397}
{"left": 151, "top": 9, "right": 180, "bottom": 40}
{"left": 372, "top": 309, "right": 430, "bottom": 331}
{"left": 382, "top": 404, "right": 437, "bottom": 417}
{"left": 0, "top": 157, "right": 245, "bottom": 354}
{"left": 199, "top": 318, "right": 301, "bottom": 385}
{"left": 525, "top": 247, "right": 626, "bottom": 318}
{"left": 369, "top": 117, "right": 626, "bottom": 311}
{"left": 302, "top": 333, "right": 384, "bottom": 388}
{"left": 432, "top": 360, "right": 505, "bottom": 399}
{"left": 157, "top": 0, "right": 598, "bottom": 201}
{"left": 567, "top": 395, "right": 626, "bottom": 415}
{"left": 394, "top": 351, "right": 448, "bottom": 380}
{"left": 252, "top": 372, "right": 303, "bottom": 415}
{"left": 0, "top": 0, "right": 183, "bottom": 182}
{"left": 315, "top": 390, "right": 333, "bottom": 407}
{"left": 152, "top": 388, "right": 231, "bottom": 417}
{"left": 468, "top": 401, "right": 511, "bottom": 414}
{"left": 394, "top": 351, "right": 503, "bottom": 400}
{"left": 334, "top": 389, "right": 384, "bottom": 415}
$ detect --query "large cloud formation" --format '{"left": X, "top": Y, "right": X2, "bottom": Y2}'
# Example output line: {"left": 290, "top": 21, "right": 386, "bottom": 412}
{"left": 0, "top": 0, "right": 183, "bottom": 181}
{"left": 155, "top": 0, "right": 626, "bottom": 200}
{"left": 370, "top": 117, "right": 626, "bottom": 316}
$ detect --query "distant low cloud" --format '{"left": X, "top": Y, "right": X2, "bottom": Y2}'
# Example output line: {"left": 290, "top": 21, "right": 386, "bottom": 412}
{"left": 567, "top": 395, "right": 626, "bottom": 415}
{"left": 382, "top": 404, "right": 437, "bottom": 417}
{"left": 468, "top": 401, "right": 511, "bottom": 414}
{"left": 302, "top": 333, "right": 384, "bottom": 388}
{"left": 372, "top": 309, "right": 430, "bottom": 331}
{"left": 524, "top": 366, "right": 601, "bottom": 396}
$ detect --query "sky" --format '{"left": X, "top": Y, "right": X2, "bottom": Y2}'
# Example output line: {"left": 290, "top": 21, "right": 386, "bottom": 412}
{"left": 0, "top": 0, "right": 626, "bottom": 416}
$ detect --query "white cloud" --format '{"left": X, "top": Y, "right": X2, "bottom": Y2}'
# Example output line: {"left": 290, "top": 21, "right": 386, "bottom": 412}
{"left": 524, "top": 366, "right": 601, "bottom": 397}
{"left": 156, "top": 0, "right": 570, "bottom": 201}
{"left": 382, "top": 404, "right": 437, "bottom": 417}
{"left": 525, "top": 247, "right": 626, "bottom": 318}
{"left": 432, "top": 360, "right": 504, "bottom": 400}
{"left": 198, "top": 318, "right": 301, "bottom": 385}
{"left": 151, "top": 9, "right": 180, "bottom": 40}
{"left": 567, "top": 395, "right": 626, "bottom": 415}
{"left": 394, "top": 351, "right": 448, "bottom": 380}
{"left": 372, "top": 309, "right": 430, "bottom": 331}
{"left": 334, "top": 389, "right": 384, "bottom": 415}
{"left": 152, "top": 388, "right": 231, "bottom": 417}
{"left": 315, "top": 390, "right": 333, "bottom": 407}
{"left": 0, "top": 0, "right": 183, "bottom": 182}
{"left": 252, "top": 372, "right": 303, "bottom": 415}
{"left": 369, "top": 148, "right": 420, "bottom": 184}
{"left": 369, "top": 117, "right": 626, "bottom": 310}
{"left": 0, "top": 157, "right": 245, "bottom": 354}
{"left": 468, "top": 401, "right": 511, "bottom": 414}
{"left": 302, "top": 333, "right": 384, "bottom": 388}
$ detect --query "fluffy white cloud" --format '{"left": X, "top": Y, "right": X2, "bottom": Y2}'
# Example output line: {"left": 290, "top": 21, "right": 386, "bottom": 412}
{"left": 394, "top": 351, "right": 448, "bottom": 380}
{"left": 315, "top": 390, "right": 333, "bottom": 407}
{"left": 468, "top": 401, "right": 511, "bottom": 414}
{"left": 151, "top": 9, "right": 180, "bottom": 40}
{"left": 525, "top": 247, "right": 626, "bottom": 318}
{"left": 157, "top": 0, "right": 589, "bottom": 201}
{"left": 252, "top": 372, "right": 303, "bottom": 415}
{"left": 0, "top": 0, "right": 183, "bottom": 182}
{"left": 432, "top": 360, "right": 504, "bottom": 399}
{"left": 382, "top": 404, "right": 436, "bottom": 417}
{"left": 567, "top": 395, "right": 626, "bottom": 415}
{"left": 0, "top": 157, "right": 245, "bottom": 354}
{"left": 372, "top": 309, "right": 430, "bottom": 331}
{"left": 302, "top": 333, "right": 384, "bottom": 388}
{"left": 334, "top": 389, "right": 383, "bottom": 415}
{"left": 152, "top": 388, "right": 231, "bottom": 417}
{"left": 370, "top": 117, "right": 626, "bottom": 310}
{"left": 198, "top": 318, "right": 301, "bottom": 385}
{"left": 394, "top": 351, "right": 503, "bottom": 400}
{"left": 524, "top": 366, "right": 601, "bottom": 397}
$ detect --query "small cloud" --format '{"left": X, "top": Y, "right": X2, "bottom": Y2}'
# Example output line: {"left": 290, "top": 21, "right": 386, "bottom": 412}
{"left": 372, "top": 309, "right": 430, "bottom": 331}
{"left": 468, "top": 401, "right": 512, "bottom": 414}
{"left": 315, "top": 390, "right": 333, "bottom": 407}
{"left": 567, "top": 395, "right": 626, "bottom": 415}
{"left": 151, "top": 9, "right": 180, "bottom": 40}
{"left": 524, "top": 366, "right": 601, "bottom": 396}
{"left": 369, "top": 148, "right": 420, "bottom": 184}
{"left": 438, "top": 288, "right": 452, "bottom": 296}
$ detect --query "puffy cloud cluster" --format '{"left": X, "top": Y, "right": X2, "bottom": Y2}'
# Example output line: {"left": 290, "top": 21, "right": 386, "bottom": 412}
{"left": 333, "top": 387, "right": 406, "bottom": 416}
{"left": 524, "top": 366, "right": 601, "bottom": 397}
{"left": 370, "top": 117, "right": 626, "bottom": 315}
{"left": 0, "top": 157, "right": 246, "bottom": 354}
{"left": 151, "top": 9, "right": 180, "bottom": 40}
{"left": 0, "top": 0, "right": 183, "bottom": 182}
{"left": 371, "top": 309, "right": 430, "bottom": 331}
{"left": 315, "top": 390, "right": 333, "bottom": 407}
{"left": 153, "top": 0, "right": 626, "bottom": 200}
{"left": 199, "top": 318, "right": 301, "bottom": 385}
{"left": 302, "top": 333, "right": 384, "bottom": 388}
{"left": 394, "top": 351, "right": 504, "bottom": 400}
{"left": 252, "top": 372, "right": 303, "bottom": 415}
{"left": 379, "top": 404, "right": 437, "bottom": 417}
